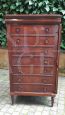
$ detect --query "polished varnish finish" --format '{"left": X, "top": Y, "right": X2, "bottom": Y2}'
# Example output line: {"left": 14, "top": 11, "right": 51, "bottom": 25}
{"left": 5, "top": 14, "right": 61, "bottom": 106}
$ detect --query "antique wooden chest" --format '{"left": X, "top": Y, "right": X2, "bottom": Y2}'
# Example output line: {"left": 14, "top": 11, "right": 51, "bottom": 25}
{"left": 5, "top": 14, "right": 61, "bottom": 106}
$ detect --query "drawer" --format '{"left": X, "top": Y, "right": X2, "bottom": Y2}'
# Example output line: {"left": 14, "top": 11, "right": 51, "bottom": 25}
{"left": 12, "top": 75, "right": 55, "bottom": 84}
{"left": 8, "top": 35, "right": 58, "bottom": 48}
{"left": 10, "top": 53, "right": 55, "bottom": 66}
{"left": 10, "top": 25, "right": 58, "bottom": 35}
{"left": 11, "top": 84, "right": 55, "bottom": 93}
{"left": 9, "top": 47, "right": 58, "bottom": 58}
{"left": 11, "top": 65, "right": 55, "bottom": 75}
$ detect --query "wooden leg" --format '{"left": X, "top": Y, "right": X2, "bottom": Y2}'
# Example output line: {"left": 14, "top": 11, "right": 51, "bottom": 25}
{"left": 51, "top": 97, "right": 54, "bottom": 107}
{"left": 11, "top": 96, "right": 14, "bottom": 105}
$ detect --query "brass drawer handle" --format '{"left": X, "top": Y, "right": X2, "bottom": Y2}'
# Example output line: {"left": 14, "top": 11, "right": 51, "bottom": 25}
{"left": 16, "top": 39, "right": 20, "bottom": 43}
{"left": 18, "top": 77, "right": 23, "bottom": 82}
{"left": 45, "top": 28, "right": 49, "bottom": 32}
{"left": 15, "top": 28, "right": 20, "bottom": 33}
{"left": 44, "top": 50, "right": 48, "bottom": 55}
{"left": 44, "top": 60, "right": 48, "bottom": 64}
{"left": 45, "top": 39, "right": 48, "bottom": 44}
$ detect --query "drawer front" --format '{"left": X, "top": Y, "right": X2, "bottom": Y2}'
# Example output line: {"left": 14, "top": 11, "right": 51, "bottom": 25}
{"left": 10, "top": 25, "right": 58, "bottom": 35}
{"left": 8, "top": 35, "right": 58, "bottom": 48}
{"left": 11, "top": 75, "right": 55, "bottom": 84}
{"left": 10, "top": 54, "right": 55, "bottom": 66}
{"left": 11, "top": 65, "right": 55, "bottom": 75}
{"left": 11, "top": 84, "right": 55, "bottom": 93}
{"left": 9, "top": 47, "right": 58, "bottom": 57}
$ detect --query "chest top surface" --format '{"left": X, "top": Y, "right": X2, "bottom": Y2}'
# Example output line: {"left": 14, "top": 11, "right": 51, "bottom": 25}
{"left": 5, "top": 14, "right": 61, "bottom": 24}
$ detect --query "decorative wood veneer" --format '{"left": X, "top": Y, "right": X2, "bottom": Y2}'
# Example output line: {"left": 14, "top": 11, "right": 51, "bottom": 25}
{"left": 5, "top": 14, "right": 61, "bottom": 106}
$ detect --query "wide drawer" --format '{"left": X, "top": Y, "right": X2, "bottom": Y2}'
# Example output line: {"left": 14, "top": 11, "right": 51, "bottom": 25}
{"left": 10, "top": 25, "right": 58, "bottom": 35}
{"left": 10, "top": 65, "right": 55, "bottom": 75}
{"left": 11, "top": 75, "right": 55, "bottom": 84}
{"left": 11, "top": 84, "right": 55, "bottom": 93}
{"left": 8, "top": 35, "right": 58, "bottom": 48}
{"left": 10, "top": 54, "right": 56, "bottom": 66}
{"left": 8, "top": 47, "right": 58, "bottom": 57}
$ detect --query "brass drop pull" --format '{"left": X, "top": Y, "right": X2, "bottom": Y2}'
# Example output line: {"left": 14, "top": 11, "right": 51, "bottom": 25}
{"left": 16, "top": 39, "right": 20, "bottom": 44}
{"left": 45, "top": 39, "right": 48, "bottom": 44}
{"left": 45, "top": 28, "right": 49, "bottom": 32}
{"left": 18, "top": 77, "right": 23, "bottom": 82}
{"left": 44, "top": 50, "right": 48, "bottom": 55}
{"left": 44, "top": 60, "right": 48, "bottom": 64}
{"left": 16, "top": 28, "right": 20, "bottom": 33}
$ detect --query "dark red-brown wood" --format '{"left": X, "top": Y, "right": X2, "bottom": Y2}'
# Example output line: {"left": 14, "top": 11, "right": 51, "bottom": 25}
{"left": 5, "top": 14, "right": 61, "bottom": 106}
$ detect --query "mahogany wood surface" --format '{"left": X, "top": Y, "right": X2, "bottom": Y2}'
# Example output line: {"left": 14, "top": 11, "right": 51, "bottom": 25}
{"left": 5, "top": 14, "right": 61, "bottom": 106}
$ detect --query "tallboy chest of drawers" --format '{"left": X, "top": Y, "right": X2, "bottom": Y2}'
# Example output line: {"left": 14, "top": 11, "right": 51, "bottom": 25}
{"left": 5, "top": 14, "right": 61, "bottom": 106}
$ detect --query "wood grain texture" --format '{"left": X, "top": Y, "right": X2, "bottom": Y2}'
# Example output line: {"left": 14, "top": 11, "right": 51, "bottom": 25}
{"left": 5, "top": 14, "right": 61, "bottom": 106}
